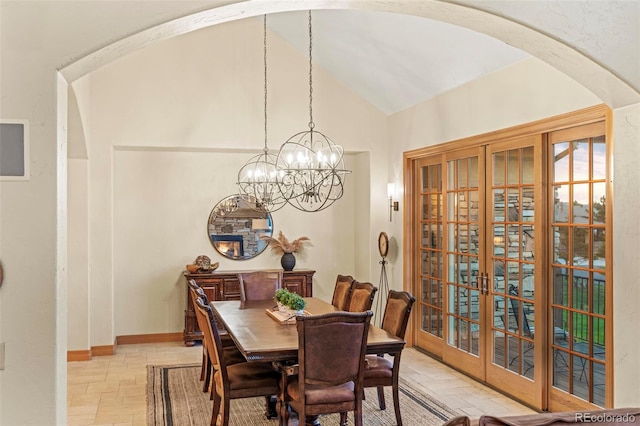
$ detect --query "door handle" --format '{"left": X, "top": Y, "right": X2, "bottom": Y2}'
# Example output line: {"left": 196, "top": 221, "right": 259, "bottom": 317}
{"left": 480, "top": 273, "right": 489, "bottom": 295}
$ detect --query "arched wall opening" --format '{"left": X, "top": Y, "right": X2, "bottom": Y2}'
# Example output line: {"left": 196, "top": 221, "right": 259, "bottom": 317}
{"left": 55, "top": 2, "right": 640, "bottom": 421}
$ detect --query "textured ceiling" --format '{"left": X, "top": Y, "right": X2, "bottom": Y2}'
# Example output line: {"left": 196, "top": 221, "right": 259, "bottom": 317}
{"left": 266, "top": 9, "right": 530, "bottom": 115}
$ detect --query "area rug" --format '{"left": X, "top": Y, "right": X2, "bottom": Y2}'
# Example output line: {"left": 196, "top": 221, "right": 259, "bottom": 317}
{"left": 147, "top": 364, "right": 458, "bottom": 426}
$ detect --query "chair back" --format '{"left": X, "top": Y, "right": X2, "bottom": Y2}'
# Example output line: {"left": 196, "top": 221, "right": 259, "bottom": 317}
{"left": 381, "top": 290, "right": 416, "bottom": 339}
{"left": 188, "top": 279, "right": 209, "bottom": 304}
{"left": 331, "top": 274, "right": 355, "bottom": 310}
{"left": 191, "top": 286, "right": 211, "bottom": 339}
{"left": 194, "top": 297, "right": 228, "bottom": 383}
{"left": 238, "top": 271, "right": 283, "bottom": 301}
{"left": 348, "top": 281, "right": 378, "bottom": 312}
{"left": 297, "top": 310, "right": 373, "bottom": 390}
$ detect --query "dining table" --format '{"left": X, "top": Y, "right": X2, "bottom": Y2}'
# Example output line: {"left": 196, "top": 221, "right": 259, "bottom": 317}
{"left": 210, "top": 297, "right": 406, "bottom": 425}
{"left": 211, "top": 297, "right": 405, "bottom": 362}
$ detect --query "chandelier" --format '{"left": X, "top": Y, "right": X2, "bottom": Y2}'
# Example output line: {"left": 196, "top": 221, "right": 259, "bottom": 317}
{"left": 237, "top": 15, "right": 287, "bottom": 213}
{"left": 275, "top": 11, "right": 350, "bottom": 212}
{"left": 216, "top": 195, "right": 239, "bottom": 216}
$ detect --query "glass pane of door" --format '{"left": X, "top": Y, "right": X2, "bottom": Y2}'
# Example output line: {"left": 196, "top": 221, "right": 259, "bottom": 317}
{"left": 490, "top": 146, "right": 537, "bottom": 379}
{"left": 446, "top": 156, "right": 481, "bottom": 356}
{"left": 419, "top": 163, "right": 444, "bottom": 339}
{"left": 551, "top": 132, "right": 607, "bottom": 407}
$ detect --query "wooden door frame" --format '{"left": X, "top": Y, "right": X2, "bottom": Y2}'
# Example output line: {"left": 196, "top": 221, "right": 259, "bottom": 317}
{"left": 403, "top": 104, "right": 612, "bottom": 410}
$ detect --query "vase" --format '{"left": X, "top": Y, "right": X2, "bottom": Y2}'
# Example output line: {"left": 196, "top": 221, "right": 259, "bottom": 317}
{"left": 281, "top": 252, "right": 296, "bottom": 271}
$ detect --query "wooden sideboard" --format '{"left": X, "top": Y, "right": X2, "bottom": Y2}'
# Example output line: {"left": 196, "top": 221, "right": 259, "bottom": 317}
{"left": 183, "top": 268, "right": 315, "bottom": 346}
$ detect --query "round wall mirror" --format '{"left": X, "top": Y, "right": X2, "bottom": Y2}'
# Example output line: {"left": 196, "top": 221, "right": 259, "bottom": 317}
{"left": 207, "top": 195, "right": 273, "bottom": 260}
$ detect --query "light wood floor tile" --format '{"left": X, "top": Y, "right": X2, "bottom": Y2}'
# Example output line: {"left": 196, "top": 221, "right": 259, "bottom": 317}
{"left": 86, "top": 382, "right": 121, "bottom": 394}
{"left": 68, "top": 393, "right": 102, "bottom": 406}
{"left": 67, "top": 414, "right": 97, "bottom": 426}
{"left": 67, "top": 341, "right": 536, "bottom": 425}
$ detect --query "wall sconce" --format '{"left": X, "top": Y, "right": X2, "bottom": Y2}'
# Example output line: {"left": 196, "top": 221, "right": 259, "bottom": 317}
{"left": 388, "top": 183, "right": 399, "bottom": 222}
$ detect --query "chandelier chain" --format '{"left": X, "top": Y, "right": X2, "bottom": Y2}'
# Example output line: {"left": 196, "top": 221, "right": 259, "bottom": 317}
{"left": 273, "top": 9, "right": 351, "bottom": 212}
{"left": 263, "top": 14, "right": 268, "bottom": 153}
{"left": 308, "top": 10, "right": 314, "bottom": 130}
{"left": 235, "top": 13, "right": 288, "bottom": 213}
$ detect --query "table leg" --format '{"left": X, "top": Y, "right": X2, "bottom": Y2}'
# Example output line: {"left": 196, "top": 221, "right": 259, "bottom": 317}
{"left": 303, "top": 415, "right": 321, "bottom": 426}
{"left": 264, "top": 396, "right": 278, "bottom": 419}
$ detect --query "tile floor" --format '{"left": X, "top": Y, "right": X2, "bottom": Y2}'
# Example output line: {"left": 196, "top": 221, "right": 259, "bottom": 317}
{"left": 67, "top": 342, "right": 536, "bottom": 425}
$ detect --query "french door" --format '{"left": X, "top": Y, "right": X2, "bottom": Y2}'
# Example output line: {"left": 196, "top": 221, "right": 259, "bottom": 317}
{"left": 547, "top": 121, "right": 611, "bottom": 410}
{"left": 484, "top": 137, "right": 544, "bottom": 408}
{"left": 409, "top": 110, "right": 612, "bottom": 411}
{"left": 414, "top": 136, "right": 544, "bottom": 408}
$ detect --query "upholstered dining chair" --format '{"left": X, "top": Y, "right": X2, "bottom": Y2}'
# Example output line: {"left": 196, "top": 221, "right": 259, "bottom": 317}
{"left": 187, "top": 279, "right": 215, "bottom": 388}
{"left": 363, "top": 290, "right": 416, "bottom": 426}
{"left": 331, "top": 274, "right": 355, "bottom": 311}
{"left": 238, "top": 271, "right": 283, "bottom": 301}
{"left": 188, "top": 281, "right": 236, "bottom": 347}
{"left": 347, "top": 281, "right": 378, "bottom": 313}
{"left": 194, "top": 297, "right": 280, "bottom": 426}
{"left": 189, "top": 281, "right": 244, "bottom": 395}
{"left": 280, "top": 310, "right": 373, "bottom": 426}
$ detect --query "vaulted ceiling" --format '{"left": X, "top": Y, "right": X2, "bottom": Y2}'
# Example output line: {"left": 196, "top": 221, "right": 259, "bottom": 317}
{"left": 266, "top": 9, "right": 530, "bottom": 114}
{"left": 9, "top": 1, "right": 635, "bottom": 109}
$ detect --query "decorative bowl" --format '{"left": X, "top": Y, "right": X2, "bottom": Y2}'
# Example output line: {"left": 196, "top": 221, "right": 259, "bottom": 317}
{"left": 195, "top": 255, "right": 211, "bottom": 269}
{"left": 186, "top": 264, "right": 200, "bottom": 273}
{"left": 200, "top": 262, "right": 220, "bottom": 273}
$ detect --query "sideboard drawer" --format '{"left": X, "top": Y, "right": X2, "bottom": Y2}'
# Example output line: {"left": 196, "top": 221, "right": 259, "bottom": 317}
{"left": 222, "top": 277, "right": 240, "bottom": 300}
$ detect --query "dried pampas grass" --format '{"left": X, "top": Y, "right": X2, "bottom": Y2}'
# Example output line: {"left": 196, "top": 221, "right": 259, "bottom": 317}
{"left": 262, "top": 231, "right": 311, "bottom": 255}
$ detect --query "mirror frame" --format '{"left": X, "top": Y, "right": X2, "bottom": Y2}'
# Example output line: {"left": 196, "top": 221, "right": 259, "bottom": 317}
{"left": 207, "top": 194, "right": 273, "bottom": 260}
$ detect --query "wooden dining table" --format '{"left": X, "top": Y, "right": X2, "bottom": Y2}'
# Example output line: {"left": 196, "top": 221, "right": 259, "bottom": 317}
{"left": 211, "top": 297, "right": 405, "bottom": 362}
{"left": 211, "top": 297, "right": 406, "bottom": 426}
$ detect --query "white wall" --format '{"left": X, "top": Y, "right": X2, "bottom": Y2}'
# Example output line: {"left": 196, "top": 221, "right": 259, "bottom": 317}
{"left": 611, "top": 103, "right": 640, "bottom": 407}
{"left": 70, "top": 17, "right": 387, "bottom": 342}
{"left": 0, "top": 31, "right": 61, "bottom": 426}
{"left": 111, "top": 148, "right": 361, "bottom": 335}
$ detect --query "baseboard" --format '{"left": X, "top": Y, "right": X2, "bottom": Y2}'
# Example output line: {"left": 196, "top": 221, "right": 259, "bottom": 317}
{"left": 68, "top": 333, "right": 182, "bottom": 362}
{"left": 91, "top": 344, "right": 116, "bottom": 356}
{"left": 116, "top": 332, "right": 183, "bottom": 345}
{"left": 67, "top": 350, "right": 91, "bottom": 362}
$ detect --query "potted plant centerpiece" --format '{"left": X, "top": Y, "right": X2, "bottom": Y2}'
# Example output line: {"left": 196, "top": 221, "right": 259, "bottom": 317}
{"left": 274, "top": 288, "right": 289, "bottom": 312}
{"left": 273, "top": 288, "right": 307, "bottom": 315}
{"left": 287, "top": 293, "right": 306, "bottom": 314}
{"left": 262, "top": 231, "right": 310, "bottom": 271}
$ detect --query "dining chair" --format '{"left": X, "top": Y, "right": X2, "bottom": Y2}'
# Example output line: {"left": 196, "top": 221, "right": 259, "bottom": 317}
{"left": 194, "top": 297, "right": 280, "bottom": 426}
{"left": 238, "top": 271, "right": 283, "bottom": 301}
{"left": 188, "top": 279, "right": 238, "bottom": 351}
{"left": 347, "top": 281, "right": 378, "bottom": 312}
{"left": 279, "top": 310, "right": 373, "bottom": 426}
{"left": 363, "top": 290, "right": 416, "bottom": 426}
{"left": 187, "top": 279, "right": 215, "bottom": 388}
{"left": 189, "top": 281, "right": 244, "bottom": 394}
{"left": 331, "top": 274, "right": 355, "bottom": 310}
